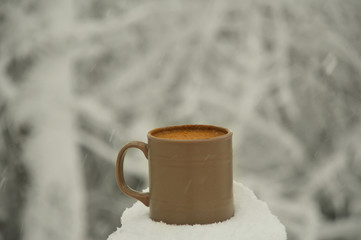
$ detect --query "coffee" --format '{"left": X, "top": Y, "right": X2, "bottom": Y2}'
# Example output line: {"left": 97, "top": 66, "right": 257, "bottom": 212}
{"left": 152, "top": 128, "right": 225, "bottom": 140}
{"left": 116, "top": 124, "right": 234, "bottom": 224}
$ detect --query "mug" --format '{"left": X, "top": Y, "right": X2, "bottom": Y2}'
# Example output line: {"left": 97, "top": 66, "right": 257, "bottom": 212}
{"left": 116, "top": 124, "right": 234, "bottom": 225}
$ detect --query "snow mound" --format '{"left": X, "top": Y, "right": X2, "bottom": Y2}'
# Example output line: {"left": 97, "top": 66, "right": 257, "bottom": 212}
{"left": 107, "top": 181, "right": 287, "bottom": 240}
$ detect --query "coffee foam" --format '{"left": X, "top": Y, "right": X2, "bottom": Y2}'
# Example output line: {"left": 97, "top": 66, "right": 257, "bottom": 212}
{"left": 152, "top": 128, "right": 225, "bottom": 140}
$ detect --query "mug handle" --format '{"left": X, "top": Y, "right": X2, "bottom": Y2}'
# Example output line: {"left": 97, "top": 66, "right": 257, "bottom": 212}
{"left": 116, "top": 141, "right": 150, "bottom": 206}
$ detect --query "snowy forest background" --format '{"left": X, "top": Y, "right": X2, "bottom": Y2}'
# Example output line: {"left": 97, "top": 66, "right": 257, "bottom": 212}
{"left": 1, "top": 0, "right": 361, "bottom": 240}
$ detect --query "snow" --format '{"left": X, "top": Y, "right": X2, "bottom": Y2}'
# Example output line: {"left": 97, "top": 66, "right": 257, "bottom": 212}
{"left": 107, "top": 181, "right": 287, "bottom": 240}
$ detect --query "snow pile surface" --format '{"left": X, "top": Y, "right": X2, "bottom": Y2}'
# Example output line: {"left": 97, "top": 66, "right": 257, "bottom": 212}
{"left": 108, "top": 181, "right": 287, "bottom": 240}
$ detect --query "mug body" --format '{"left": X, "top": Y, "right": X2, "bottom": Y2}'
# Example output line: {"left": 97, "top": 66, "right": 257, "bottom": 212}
{"left": 147, "top": 125, "right": 234, "bottom": 225}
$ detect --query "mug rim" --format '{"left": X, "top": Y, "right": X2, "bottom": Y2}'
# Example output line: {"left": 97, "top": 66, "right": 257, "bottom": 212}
{"left": 147, "top": 124, "right": 232, "bottom": 142}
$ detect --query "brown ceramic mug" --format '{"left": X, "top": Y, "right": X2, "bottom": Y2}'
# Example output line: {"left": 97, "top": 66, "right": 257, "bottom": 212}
{"left": 116, "top": 124, "right": 234, "bottom": 225}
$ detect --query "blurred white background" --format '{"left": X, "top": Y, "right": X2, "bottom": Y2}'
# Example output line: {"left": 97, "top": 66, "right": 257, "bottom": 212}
{"left": 1, "top": 0, "right": 361, "bottom": 240}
